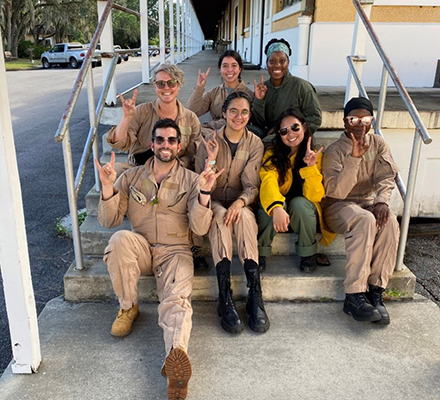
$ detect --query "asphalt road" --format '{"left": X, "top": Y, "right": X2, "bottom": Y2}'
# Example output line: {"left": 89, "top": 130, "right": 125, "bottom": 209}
{"left": 0, "top": 58, "right": 146, "bottom": 375}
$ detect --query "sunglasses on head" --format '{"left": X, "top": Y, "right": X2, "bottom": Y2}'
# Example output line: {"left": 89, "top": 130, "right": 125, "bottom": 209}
{"left": 279, "top": 123, "right": 302, "bottom": 136}
{"left": 345, "top": 115, "right": 374, "bottom": 126}
{"left": 154, "top": 79, "right": 178, "bottom": 89}
{"left": 153, "top": 136, "right": 179, "bottom": 145}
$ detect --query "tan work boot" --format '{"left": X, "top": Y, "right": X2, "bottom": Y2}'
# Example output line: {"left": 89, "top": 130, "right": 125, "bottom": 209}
{"left": 110, "top": 304, "right": 139, "bottom": 337}
{"left": 165, "top": 348, "right": 192, "bottom": 400}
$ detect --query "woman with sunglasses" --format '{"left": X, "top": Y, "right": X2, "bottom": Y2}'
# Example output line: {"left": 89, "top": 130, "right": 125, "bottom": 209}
{"left": 252, "top": 38, "right": 322, "bottom": 138}
{"left": 187, "top": 50, "right": 253, "bottom": 135}
{"left": 195, "top": 91, "right": 269, "bottom": 334}
{"left": 107, "top": 63, "right": 201, "bottom": 176}
{"left": 257, "top": 108, "right": 336, "bottom": 273}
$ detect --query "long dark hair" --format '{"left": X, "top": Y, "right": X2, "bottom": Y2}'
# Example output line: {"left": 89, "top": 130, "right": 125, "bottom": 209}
{"left": 262, "top": 108, "right": 312, "bottom": 187}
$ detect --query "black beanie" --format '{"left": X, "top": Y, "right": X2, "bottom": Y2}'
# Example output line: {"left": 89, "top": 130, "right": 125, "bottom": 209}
{"left": 344, "top": 97, "right": 374, "bottom": 117}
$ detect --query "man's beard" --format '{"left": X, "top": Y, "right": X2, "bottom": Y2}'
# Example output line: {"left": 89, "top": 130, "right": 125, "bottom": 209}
{"left": 154, "top": 148, "right": 177, "bottom": 163}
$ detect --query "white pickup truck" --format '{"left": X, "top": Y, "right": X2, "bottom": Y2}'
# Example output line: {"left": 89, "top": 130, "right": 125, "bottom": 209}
{"left": 41, "top": 43, "right": 97, "bottom": 69}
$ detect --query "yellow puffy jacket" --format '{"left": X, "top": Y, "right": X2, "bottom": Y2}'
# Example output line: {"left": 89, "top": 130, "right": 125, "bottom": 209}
{"left": 259, "top": 149, "right": 336, "bottom": 246}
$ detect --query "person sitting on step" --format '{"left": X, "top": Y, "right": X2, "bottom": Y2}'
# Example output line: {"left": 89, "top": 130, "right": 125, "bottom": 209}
{"left": 195, "top": 91, "right": 269, "bottom": 334}
{"left": 95, "top": 118, "right": 222, "bottom": 400}
{"left": 322, "top": 97, "right": 400, "bottom": 325}
{"left": 257, "top": 108, "right": 335, "bottom": 273}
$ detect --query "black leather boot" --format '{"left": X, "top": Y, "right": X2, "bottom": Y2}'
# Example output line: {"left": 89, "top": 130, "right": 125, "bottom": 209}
{"left": 343, "top": 293, "right": 381, "bottom": 322}
{"left": 367, "top": 285, "right": 390, "bottom": 325}
{"left": 244, "top": 260, "right": 270, "bottom": 333}
{"left": 258, "top": 255, "right": 266, "bottom": 272}
{"left": 216, "top": 259, "right": 243, "bottom": 334}
{"left": 192, "top": 246, "right": 208, "bottom": 270}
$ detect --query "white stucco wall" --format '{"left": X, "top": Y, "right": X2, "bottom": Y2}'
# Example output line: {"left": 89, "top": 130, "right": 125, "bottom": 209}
{"left": 308, "top": 22, "right": 440, "bottom": 87}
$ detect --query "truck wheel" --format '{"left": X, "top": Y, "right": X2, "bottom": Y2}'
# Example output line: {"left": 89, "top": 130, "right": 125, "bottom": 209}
{"left": 42, "top": 58, "right": 51, "bottom": 69}
{"left": 70, "top": 57, "right": 79, "bottom": 69}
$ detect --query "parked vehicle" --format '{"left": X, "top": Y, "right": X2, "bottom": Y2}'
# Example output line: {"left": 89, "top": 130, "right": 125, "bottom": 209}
{"left": 114, "top": 45, "right": 129, "bottom": 62}
{"left": 41, "top": 43, "right": 97, "bottom": 69}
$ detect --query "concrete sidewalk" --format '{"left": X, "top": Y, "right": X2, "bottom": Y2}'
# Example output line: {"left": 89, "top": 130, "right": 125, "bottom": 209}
{"left": 1, "top": 296, "right": 439, "bottom": 400}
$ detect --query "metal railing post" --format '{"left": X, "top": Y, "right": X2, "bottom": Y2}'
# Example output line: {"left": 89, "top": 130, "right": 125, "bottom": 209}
{"left": 62, "top": 127, "right": 84, "bottom": 271}
{"left": 396, "top": 134, "right": 423, "bottom": 271}
{"left": 375, "top": 65, "right": 389, "bottom": 129}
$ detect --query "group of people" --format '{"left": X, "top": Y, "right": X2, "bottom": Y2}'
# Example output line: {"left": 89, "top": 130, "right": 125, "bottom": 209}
{"left": 95, "top": 38, "right": 400, "bottom": 400}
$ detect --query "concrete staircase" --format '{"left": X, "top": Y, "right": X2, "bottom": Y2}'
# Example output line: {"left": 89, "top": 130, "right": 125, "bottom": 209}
{"left": 64, "top": 131, "right": 416, "bottom": 304}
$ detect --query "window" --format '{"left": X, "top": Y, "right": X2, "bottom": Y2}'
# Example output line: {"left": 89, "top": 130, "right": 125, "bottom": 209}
{"left": 282, "top": 0, "right": 301, "bottom": 10}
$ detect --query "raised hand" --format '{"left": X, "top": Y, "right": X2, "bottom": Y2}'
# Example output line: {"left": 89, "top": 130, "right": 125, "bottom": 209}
{"left": 303, "top": 137, "right": 323, "bottom": 167}
{"left": 119, "top": 89, "right": 138, "bottom": 118}
{"left": 350, "top": 132, "right": 369, "bottom": 158}
{"left": 253, "top": 75, "right": 267, "bottom": 100}
{"left": 201, "top": 131, "right": 219, "bottom": 162}
{"left": 272, "top": 207, "right": 290, "bottom": 233}
{"left": 95, "top": 151, "right": 117, "bottom": 188}
{"left": 197, "top": 67, "right": 211, "bottom": 88}
{"left": 199, "top": 159, "right": 224, "bottom": 193}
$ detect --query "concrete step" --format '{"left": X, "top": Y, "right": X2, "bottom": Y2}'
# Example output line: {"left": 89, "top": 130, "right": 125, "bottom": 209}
{"left": 64, "top": 255, "right": 416, "bottom": 303}
{"left": 80, "top": 214, "right": 346, "bottom": 257}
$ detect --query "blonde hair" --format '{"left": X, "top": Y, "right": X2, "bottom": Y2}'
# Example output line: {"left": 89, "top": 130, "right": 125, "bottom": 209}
{"left": 153, "top": 63, "right": 185, "bottom": 86}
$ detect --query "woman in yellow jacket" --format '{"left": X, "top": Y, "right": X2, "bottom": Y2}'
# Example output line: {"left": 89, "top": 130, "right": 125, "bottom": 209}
{"left": 258, "top": 108, "right": 336, "bottom": 272}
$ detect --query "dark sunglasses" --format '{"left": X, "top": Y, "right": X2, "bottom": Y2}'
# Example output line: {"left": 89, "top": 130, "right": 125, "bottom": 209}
{"left": 153, "top": 136, "right": 179, "bottom": 145}
{"left": 154, "top": 79, "right": 178, "bottom": 89}
{"left": 279, "top": 123, "right": 302, "bottom": 136}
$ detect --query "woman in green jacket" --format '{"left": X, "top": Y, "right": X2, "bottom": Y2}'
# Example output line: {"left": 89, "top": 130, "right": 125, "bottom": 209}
{"left": 257, "top": 108, "right": 336, "bottom": 272}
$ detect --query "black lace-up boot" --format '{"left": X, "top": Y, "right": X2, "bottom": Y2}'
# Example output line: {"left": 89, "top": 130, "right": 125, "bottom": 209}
{"left": 192, "top": 246, "right": 208, "bottom": 270}
{"left": 216, "top": 258, "right": 243, "bottom": 333}
{"left": 244, "top": 259, "right": 270, "bottom": 333}
{"left": 367, "top": 285, "right": 390, "bottom": 325}
{"left": 343, "top": 293, "right": 381, "bottom": 322}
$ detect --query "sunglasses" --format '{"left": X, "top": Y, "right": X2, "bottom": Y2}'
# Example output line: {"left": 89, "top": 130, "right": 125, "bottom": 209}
{"left": 154, "top": 79, "right": 178, "bottom": 89}
{"left": 279, "top": 123, "right": 302, "bottom": 136}
{"left": 345, "top": 115, "right": 374, "bottom": 126}
{"left": 153, "top": 136, "right": 179, "bottom": 145}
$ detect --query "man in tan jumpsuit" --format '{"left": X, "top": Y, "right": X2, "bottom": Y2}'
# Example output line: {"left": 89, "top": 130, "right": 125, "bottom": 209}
{"left": 95, "top": 119, "right": 221, "bottom": 400}
{"left": 322, "top": 97, "right": 400, "bottom": 325}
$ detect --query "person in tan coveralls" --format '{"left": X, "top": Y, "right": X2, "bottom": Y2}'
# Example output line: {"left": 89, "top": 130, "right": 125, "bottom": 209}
{"left": 322, "top": 97, "right": 400, "bottom": 325}
{"left": 195, "top": 91, "right": 269, "bottom": 334}
{"left": 186, "top": 49, "right": 254, "bottom": 136}
{"left": 95, "top": 119, "right": 222, "bottom": 400}
{"left": 108, "top": 63, "right": 207, "bottom": 270}
{"left": 107, "top": 63, "right": 201, "bottom": 175}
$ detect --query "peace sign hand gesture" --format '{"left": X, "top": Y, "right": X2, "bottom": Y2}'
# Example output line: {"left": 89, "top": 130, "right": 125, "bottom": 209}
{"left": 197, "top": 67, "right": 211, "bottom": 88}
{"left": 303, "top": 137, "right": 323, "bottom": 167}
{"left": 253, "top": 75, "right": 267, "bottom": 100}
{"left": 119, "top": 89, "right": 138, "bottom": 118}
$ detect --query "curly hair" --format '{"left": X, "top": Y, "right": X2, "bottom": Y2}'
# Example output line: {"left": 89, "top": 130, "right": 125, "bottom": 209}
{"left": 264, "top": 38, "right": 292, "bottom": 56}
{"left": 153, "top": 63, "right": 185, "bottom": 86}
{"left": 262, "top": 108, "right": 312, "bottom": 187}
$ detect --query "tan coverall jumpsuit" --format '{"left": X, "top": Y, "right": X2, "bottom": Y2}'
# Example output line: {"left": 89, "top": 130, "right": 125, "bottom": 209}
{"left": 322, "top": 132, "right": 400, "bottom": 294}
{"left": 107, "top": 99, "right": 201, "bottom": 173}
{"left": 186, "top": 81, "right": 254, "bottom": 135}
{"left": 195, "top": 127, "right": 264, "bottom": 266}
{"left": 98, "top": 159, "right": 213, "bottom": 355}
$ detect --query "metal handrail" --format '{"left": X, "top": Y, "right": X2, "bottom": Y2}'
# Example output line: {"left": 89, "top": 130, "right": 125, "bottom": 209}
{"left": 349, "top": 0, "right": 433, "bottom": 271}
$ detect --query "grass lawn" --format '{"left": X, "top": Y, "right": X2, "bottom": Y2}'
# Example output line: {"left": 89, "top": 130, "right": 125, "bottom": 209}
{"left": 5, "top": 58, "right": 41, "bottom": 71}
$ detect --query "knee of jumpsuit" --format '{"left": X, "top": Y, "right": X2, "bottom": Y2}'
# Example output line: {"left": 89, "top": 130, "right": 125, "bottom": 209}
{"left": 105, "top": 230, "right": 143, "bottom": 266}
{"left": 346, "top": 210, "right": 377, "bottom": 238}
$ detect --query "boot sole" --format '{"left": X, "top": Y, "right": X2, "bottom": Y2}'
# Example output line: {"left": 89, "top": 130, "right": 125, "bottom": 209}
{"left": 248, "top": 318, "right": 270, "bottom": 333}
{"left": 343, "top": 307, "right": 382, "bottom": 322}
{"left": 217, "top": 306, "right": 244, "bottom": 334}
{"left": 165, "top": 348, "right": 192, "bottom": 400}
{"left": 110, "top": 311, "right": 139, "bottom": 337}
